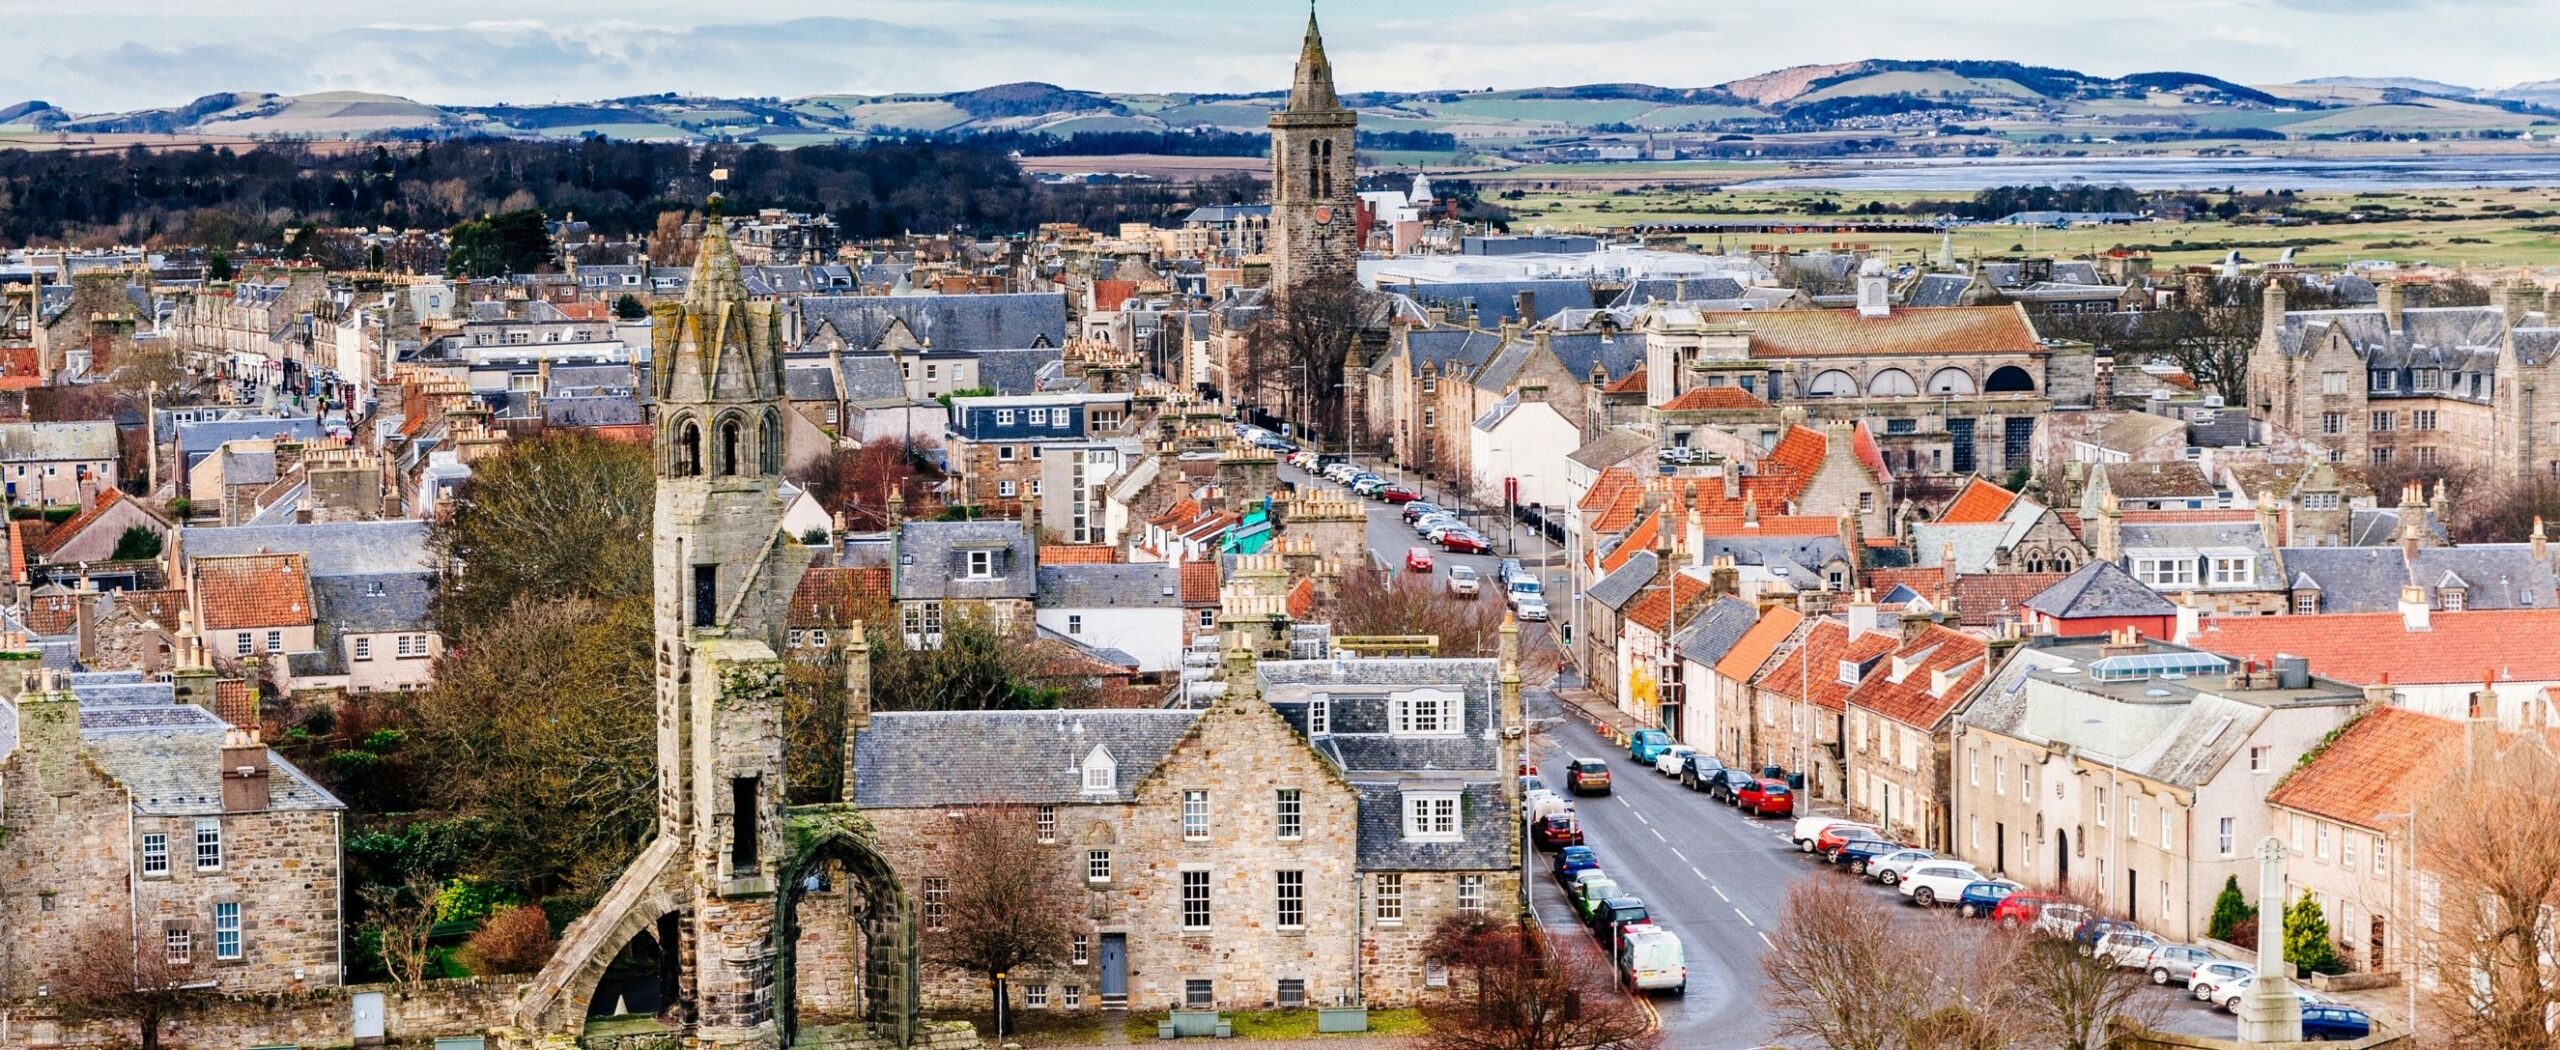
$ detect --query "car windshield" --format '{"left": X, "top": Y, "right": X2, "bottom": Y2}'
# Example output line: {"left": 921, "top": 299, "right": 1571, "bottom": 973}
{"left": 1450, "top": 567, "right": 1476, "bottom": 579}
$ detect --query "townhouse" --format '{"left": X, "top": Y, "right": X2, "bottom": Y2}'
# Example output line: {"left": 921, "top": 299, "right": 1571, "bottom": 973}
{"left": 1843, "top": 625, "right": 1992, "bottom": 851}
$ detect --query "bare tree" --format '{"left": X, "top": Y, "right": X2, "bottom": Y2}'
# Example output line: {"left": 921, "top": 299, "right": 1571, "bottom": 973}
{"left": 1761, "top": 877, "right": 1947, "bottom": 1050}
{"left": 1330, "top": 569, "right": 1554, "bottom": 667}
{"left": 362, "top": 871, "right": 447, "bottom": 987}
{"left": 1246, "top": 274, "right": 1372, "bottom": 449}
{"left": 2416, "top": 740, "right": 2560, "bottom": 1049}
{"left": 51, "top": 919, "right": 210, "bottom": 1050}
{"left": 1419, "top": 915, "right": 1661, "bottom": 1050}
{"left": 2004, "top": 894, "right": 2158, "bottom": 1050}
{"left": 922, "top": 806, "right": 1081, "bottom": 1037}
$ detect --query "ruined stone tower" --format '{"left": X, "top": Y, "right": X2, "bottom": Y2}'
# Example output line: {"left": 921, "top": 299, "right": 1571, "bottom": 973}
{"left": 1267, "top": 8, "right": 1358, "bottom": 298}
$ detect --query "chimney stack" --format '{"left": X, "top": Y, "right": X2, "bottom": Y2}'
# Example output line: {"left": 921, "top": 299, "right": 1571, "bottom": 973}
{"left": 2172, "top": 592, "right": 2202, "bottom": 646}
{"left": 1846, "top": 589, "right": 1880, "bottom": 639}
{"left": 2377, "top": 281, "right": 2406, "bottom": 334}
{"left": 2261, "top": 279, "right": 2286, "bottom": 348}
{"left": 2399, "top": 584, "right": 2431, "bottom": 632}
{"left": 2466, "top": 670, "right": 2501, "bottom": 774}
{"left": 220, "top": 726, "right": 272, "bottom": 812}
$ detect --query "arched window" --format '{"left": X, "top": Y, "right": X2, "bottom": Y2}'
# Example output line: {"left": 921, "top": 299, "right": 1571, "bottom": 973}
{"left": 1927, "top": 367, "right": 1979, "bottom": 395}
{"left": 718, "top": 418, "right": 742, "bottom": 476}
{"left": 1318, "top": 140, "right": 1335, "bottom": 197}
{"left": 1868, "top": 368, "right": 1918, "bottom": 397}
{"left": 761, "top": 409, "right": 783, "bottom": 475}
{"left": 1807, "top": 369, "right": 1858, "bottom": 398}
{"left": 677, "top": 420, "right": 703, "bottom": 477}
{"left": 1985, "top": 365, "right": 2038, "bottom": 393}
{"left": 1307, "top": 141, "right": 1322, "bottom": 197}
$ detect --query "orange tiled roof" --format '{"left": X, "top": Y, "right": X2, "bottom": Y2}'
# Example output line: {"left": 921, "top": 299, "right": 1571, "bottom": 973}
{"left": 1093, "top": 279, "right": 1139, "bottom": 312}
{"left": 1851, "top": 422, "right": 1891, "bottom": 485}
{"left": 24, "top": 591, "right": 79, "bottom": 636}
{"left": 117, "top": 588, "right": 187, "bottom": 627}
{"left": 2189, "top": 609, "right": 2560, "bottom": 686}
{"left": 1939, "top": 477, "right": 2019, "bottom": 525}
{"left": 1862, "top": 567, "right": 1950, "bottom": 605}
{"left": 1757, "top": 619, "right": 1899, "bottom": 711}
{"left": 1603, "top": 368, "right": 1649, "bottom": 395}
{"left": 2265, "top": 707, "right": 2461, "bottom": 831}
{"left": 787, "top": 566, "right": 891, "bottom": 627}
{"left": 1602, "top": 506, "right": 1668, "bottom": 574}
{"left": 194, "top": 553, "right": 312, "bottom": 630}
{"left": 1661, "top": 386, "right": 1771, "bottom": 411}
{"left": 215, "top": 679, "right": 255, "bottom": 727}
{"left": 1624, "top": 574, "right": 1709, "bottom": 633}
{"left": 0, "top": 346, "right": 37, "bottom": 377}
{"left": 1040, "top": 544, "right": 1119, "bottom": 565}
{"left": 6, "top": 518, "right": 23, "bottom": 585}
{"left": 1714, "top": 606, "right": 1804, "bottom": 682}
{"left": 1951, "top": 572, "right": 2070, "bottom": 627}
{"left": 31, "top": 489, "right": 160, "bottom": 559}
{"left": 1846, "top": 625, "right": 1988, "bottom": 729}
{"left": 1583, "top": 469, "right": 1645, "bottom": 534}
{"left": 1180, "top": 561, "right": 1221, "bottom": 605}
{"left": 1286, "top": 577, "right": 1315, "bottom": 620}
{"left": 1696, "top": 304, "right": 2041, "bottom": 358}
{"left": 1151, "top": 496, "right": 1203, "bottom": 529}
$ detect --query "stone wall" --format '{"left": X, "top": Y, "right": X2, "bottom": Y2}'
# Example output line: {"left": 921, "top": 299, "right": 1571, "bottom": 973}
{"left": 1360, "top": 870, "right": 1520, "bottom": 1006}
{"left": 1, "top": 977, "right": 525, "bottom": 1050}
{"left": 133, "top": 806, "right": 344, "bottom": 994}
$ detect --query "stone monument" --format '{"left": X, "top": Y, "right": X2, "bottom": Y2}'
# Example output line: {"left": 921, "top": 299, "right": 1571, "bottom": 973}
{"left": 2237, "top": 836, "right": 2304, "bottom": 1043}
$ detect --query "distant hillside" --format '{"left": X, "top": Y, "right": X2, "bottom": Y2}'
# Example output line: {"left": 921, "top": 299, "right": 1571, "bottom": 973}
{"left": 8, "top": 58, "right": 2555, "bottom": 150}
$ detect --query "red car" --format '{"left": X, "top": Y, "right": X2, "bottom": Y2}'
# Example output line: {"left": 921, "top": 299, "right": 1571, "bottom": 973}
{"left": 1814, "top": 823, "right": 1883, "bottom": 856}
{"left": 1533, "top": 812, "right": 1584, "bottom": 850}
{"left": 1379, "top": 486, "right": 1421, "bottom": 503}
{"left": 1991, "top": 892, "right": 2060, "bottom": 930}
{"left": 1736, "top": 779, "right": 1793, "bottom": 817}
{"left": 1404, "top": 546, "right": 1436, "bottom": 573}
{"left": 1441, "top": 531, "right": 1494, "bottom": 555}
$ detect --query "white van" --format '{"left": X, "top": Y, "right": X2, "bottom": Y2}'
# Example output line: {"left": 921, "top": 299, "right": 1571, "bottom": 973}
{"left": 1616, "top": 924, "right": 1686, "bottom": 995}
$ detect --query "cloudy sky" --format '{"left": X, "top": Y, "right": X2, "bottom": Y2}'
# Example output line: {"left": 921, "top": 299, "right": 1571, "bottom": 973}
{"left": 13, "top": 0, "right": 2557, "bottom": 112}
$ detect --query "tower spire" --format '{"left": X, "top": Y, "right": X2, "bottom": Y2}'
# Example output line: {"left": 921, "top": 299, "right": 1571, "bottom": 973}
{"left": 1289, "top": 4, "right": 1343, "bottom": 113}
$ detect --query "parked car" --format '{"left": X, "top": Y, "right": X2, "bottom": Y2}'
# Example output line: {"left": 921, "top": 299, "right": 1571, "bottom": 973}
{"left": 1404, "top": 547, "right": 1435, "bottom": 573}
{"left": 2139, "top": 944, "right": 2221, "bottom": 986}
{"left": 1617, "top": 925, "right": 1688, "bottom": 996}
{"left": 1865, "top": 849, "right": 1939, "bottom": 885}
{"left": 1811, "top": 823, "right": 1883, "bottom": 855}
{"left": 1830, "top": 838, "right": 1904, "bottom": 872}
{"left": 1518, "top": 774, "right": 1546, "bottom": 795}
{"left": 1418, "top": 518, "right": 1463, "bottom": 542}
{"left": 1522, "top": 789, "right": 1571, "bottom": 823}
{"left": 1677, "top": 753, "right": 1726, "bottom": 791}
{"left": 1497, "top": 558, "right": 1527, "bottom": 588}
{"left": 1550, "top": 845, "right": 1598, "bottom": 885}
{"left": 1400, "top": 501, "right": 1440, "bottom": 523}
{"left": 1533, "top": 812, "right": 1585, "bottom": 850}
{"left": 1898, "top": 861, "right": 1987, "bottom": 906}
{"left": 2188, "top": 960, "right": 2255, "bottom": 1001}
{"left": 1571, "top": 873, "right": 1622, "bottom": 922}
{"left": 1506, "top": 577, "right": 1546, "bottom": 610}
{"left": 1789, "top": 817, "right": 1859, "bottom": 852}
{"left": 1653, "top": 745, "right": 1697, "bottom": 777}
{"left": 1706, "top": 768, "right": 1758, "bottom": 803}
{"left": 1736, "top": 778, "right": 1793, "bottom": 817}
{"left": 1447, "top": 565, "right": 1481, "bottom": 598}
{"left": 2215, "top": 976, "right": 2329, "bottom": 1014}
{"left": 2030, "top": 902, "right": 2094, "bottom": 939}
{"left": 1590, "top": 896, "right": 1652, "bottom": 945}
{"left": 2300, "top": 1005, "right": 2373, "bottom": 1041}
{"left": 1564, "top": 758, "right": 1613, "bottom": 795}
{"left": 1441, "top": 530, "right": 1495, "bottom": 555}
{"left": 1379, "top": 486, "right": 1421, "bottom": 504}
{"left": 2095, "top": 929, "right": 2166, "bottom": 968}
{"left": 1352, "top": 476, "right": 1388, "bottom": 497}
{"left": 2073, "top": 917, "right": 2139, "bottom": 955}
{"left": 1628, "top": 729, "right": 1673, "bottom": 765}
{"left": 1955, "top": 880, "right": 2020, "bottom": 918}
{"left": 1513, "top": 594, "right": 1549, "bottom": 621}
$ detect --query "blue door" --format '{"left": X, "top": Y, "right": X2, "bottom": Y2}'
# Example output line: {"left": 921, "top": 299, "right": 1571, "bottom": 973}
{"left": 1099, "top": 934, "right": 1127, "bottom": 1000}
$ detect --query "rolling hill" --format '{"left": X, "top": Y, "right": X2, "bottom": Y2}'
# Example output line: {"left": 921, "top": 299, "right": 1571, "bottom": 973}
{"left": 4, "top": 60, "right": 2554, "bottom": 149}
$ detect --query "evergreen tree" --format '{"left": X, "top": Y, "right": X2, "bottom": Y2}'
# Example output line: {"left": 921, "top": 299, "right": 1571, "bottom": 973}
{"left": 2208, "top": 874, "right": 2255, "bottom": 942}
{"left": 205, "top": 250, "right": 233, "bottom": 282}
{"left": 2283, "top": 889, "right": 2342, "bottom": 975}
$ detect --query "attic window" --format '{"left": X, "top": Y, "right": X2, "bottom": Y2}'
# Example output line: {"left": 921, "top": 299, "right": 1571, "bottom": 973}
{"left": 1081, "top": 745, "right": 1116, "bottom": 794}
{"left": 1836, "top": 659, "right": 1863, "bottom": 687}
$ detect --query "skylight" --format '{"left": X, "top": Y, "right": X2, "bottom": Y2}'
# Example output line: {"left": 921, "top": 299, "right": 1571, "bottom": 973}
{"left": 2087, "top": 652, "right": 2231, "bottom": 682}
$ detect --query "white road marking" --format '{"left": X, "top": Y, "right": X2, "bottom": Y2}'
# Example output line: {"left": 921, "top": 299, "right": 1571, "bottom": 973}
{"left": 1759, "top": 931, "right": 1777, "bottom": 950}
{"left": 1690, "top": 866, "right": 1707, "bottom": 880}
{"left": 1631, "top": 808, "right": 1651, "bottom": 825}
{"left": 1670, "top": 848, "right": 1689, "bottom": 864}
{"left": 1616, "top": 796, "right": 1633, "bottom": 809}
{"left": 1734, "top": 908, "right": 1755, "bottom": 927}
{"left": 1712, "top": 885, "right": 1730, "bottom": 902}
{"left": 1650, "top": 827, "right": 1666, "bottom": 842}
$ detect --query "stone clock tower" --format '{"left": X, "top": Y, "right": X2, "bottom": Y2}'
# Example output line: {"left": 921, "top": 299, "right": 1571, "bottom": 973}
{"left": 1268, "top": 8, "right": 1358, "bottom": 298}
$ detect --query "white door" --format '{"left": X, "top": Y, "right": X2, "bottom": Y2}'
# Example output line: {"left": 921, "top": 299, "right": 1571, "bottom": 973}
{"left": 353, "top": 991, "right": 386, "bottom": 1042}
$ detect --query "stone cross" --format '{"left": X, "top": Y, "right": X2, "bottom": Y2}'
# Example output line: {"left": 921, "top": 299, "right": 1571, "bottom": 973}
{"left": 2238, "top": 835, "right": 2304, "bottom": 1044}
{"left": 2254, "top": 835, "right": 2286, "bottom": 972}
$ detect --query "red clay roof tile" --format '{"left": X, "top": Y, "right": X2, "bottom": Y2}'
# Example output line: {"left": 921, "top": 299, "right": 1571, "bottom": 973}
{"left": 194, "top": 553, "right": 312, "bottom": 630}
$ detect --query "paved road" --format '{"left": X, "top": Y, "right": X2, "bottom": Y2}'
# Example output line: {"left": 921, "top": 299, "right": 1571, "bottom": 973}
{"left": 1276, "top": 459, "right": 1564, "bottom": 607}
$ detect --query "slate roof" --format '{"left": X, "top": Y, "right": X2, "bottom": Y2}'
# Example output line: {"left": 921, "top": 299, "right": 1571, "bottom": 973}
{"left": 2281, "top": 545, "right": 2555, "bottom": 613}
{"left": 1381, "top": 280, "right": 1599, "bottom": 326}
{"left": 839, "top": 355, "right": 910, "bottom": 405}
{"left": 1035, "top": 563, "right": 1182, "bottom": 608}
{"left": 309, "top": 573, "right": 434, "bottom": 635}
{"left": 1587, "top": 553, "right": 1657, "bottom": 611}
{"left": 973, "top": 347, "right": 1065, "bottom": 396}
{"left": 894, "top": 519, "right": 1036, "bottom": 601}
{"left": 2265, "top": 707, "right": 2461, "bottom": 830}
{"left": 2025, "top": 560, "right": 2176, "bottom": 620}
{"left": 1958, "top": 640, "right": 2277, "bottom": 788}
{"left": 797, "top": 292, "right": 1068, "bottom": 353}
{"left": 1567, "top": 428, "right": 1655, "bottom": 472}
{"left": 1906, "top": 273, "right": 1973, "bottom": 308}
{"left": 1674, "top": 597, "right": 1760, "bottom": 665}
{"left": 2102, "top": 461, "right": 2214, "bottom": 499}
{"left": 851, "top": 709, "right": 1201, "bottom": 806}
{"left": 1354, "top": 781, "right": 1508, "bottom": 871}
{"left": 1544, "top": 331, "right": 1644, "bottom": 386}
{"left": 179, "top": 519, "right": 436, "bottom": 577}
{"left": 1611, "top": 278, "right": 1746, "bottom": 309}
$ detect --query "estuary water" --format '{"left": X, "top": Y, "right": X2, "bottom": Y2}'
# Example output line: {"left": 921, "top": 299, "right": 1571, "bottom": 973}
{"left": 1738, "top": 153, "right": 2560, "bottom": 191}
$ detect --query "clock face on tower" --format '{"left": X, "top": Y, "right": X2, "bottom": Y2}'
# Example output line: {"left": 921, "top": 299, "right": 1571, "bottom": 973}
{"left": 1313, "top": 206, "right": 1333, "bottom": 225}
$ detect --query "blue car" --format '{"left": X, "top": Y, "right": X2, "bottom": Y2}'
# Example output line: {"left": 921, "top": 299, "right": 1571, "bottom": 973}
{"left": 1628, "top": 729, "right": 1671, "bottom": 765}
{"left": 1828, "top": 838, "right": 1900, "bottom": 868}
{"left": 2300, "top": 1005, "right": 2371, "bottom": 1041}
{"left": 1552, "top": 846, "right": 1599, "bottom": 886}
{"left": 1954, "top": 880, "right": 2019, "bottom": 919}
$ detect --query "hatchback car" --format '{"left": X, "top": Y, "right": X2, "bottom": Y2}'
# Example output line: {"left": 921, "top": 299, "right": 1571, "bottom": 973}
{"left": 1677, "top": 752, "right": 1725, "bottom": 791}
{"left": 1830, "top": 839, "right": 1904, "bottom": 872}
{"left": 1865, "top": 849, "right": 1939, "bottom": 885}
{"left": 1706, "top": 768, "right": 1759, "bottom": 804}
{"left": 2073, "top": 917, "right": 2139, "bottom": 955}
{"left": 1571, "top": 873, "right": 1622, "bottom": 922}
{"left": 2300, "top": 1005, "right": 2372, "bottom": 1041}
{"left": 1564, "top": 758, "right": 1613, "bottom": 795}
{"left": 2140, "top": 944, "right": 2220, "bottom": 986}
{"left": 1898, "top": 861, "right": 1987, "bottom": 906}
{"left": 1379, "top": 485, "right": 1421, "bottom": 504}
{"left": 1737, "top": 778, "right": 1794, "bottom": 817}
{"left": 1812, "top": 823, "right": 1883, "bottom": 855}
{"left": 1404, "top": 546, "right": 1435, "bottom": 573}
{"left": 2094, "top": 929, "right": 2165, "bottom": 968}
{"left": 2214, "top": 976, "right": 2329, "bottom": 1014}
{"left": 2031, "top": 902, "right": 2095, "bottom": 939}
{"left": 1400, "top": 501, "right": 1442, "bottom": 524}
{"left": 1441, "top": 530, "right": 1494, "bottom": 555}
{"left": 1550, "top": 845, "right": 1598, "bottom": 884}
{"left": 1590, "top": 896, "right": 1653, "bottom": 945}
{"left": 1533, "top": 812, "right": 1584, "bottom": 850}
{"left": 1447, "top": 565, "right": 1481, "bottom": 598}
{"left": 1989, "top": 892, "right": 2055, "bottom": 929}
{"left": 1512, "top": 593, "right": 1549, "bottom": 621}
{"left": 1352, "top": 476, "right": 1388, "bottom": 497}
{"left": 1653, "top": 745, "right": 1697, "bottom": 777}
{"left": 1955, "top": 880, "right": 2019, "bottom": 918}
{"left": 1627, "top": 729, "right": 1673, "bottom": 765}
{"left": 2187, "top": 960, "right": 2255, "bottom": 1001}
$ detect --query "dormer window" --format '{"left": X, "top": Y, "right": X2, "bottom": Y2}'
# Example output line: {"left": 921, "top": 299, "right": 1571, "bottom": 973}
{"left": 2441, "top": 587, "right": 2465, "bottom": 612}
{"left": 1081, "top": 746, "right": 1116, "bottom": 794}
{"left": 1837, "top": 659, "right": 1862, "bottom": 686}
{"left": 1391, "top": 689, "right": 1461, "bottom": 736}
{"left": 1401, "top": 792, "right": 1462, "bottom": 841}
{"left": 966, "top": 550, "right": 996, "bottom": 578}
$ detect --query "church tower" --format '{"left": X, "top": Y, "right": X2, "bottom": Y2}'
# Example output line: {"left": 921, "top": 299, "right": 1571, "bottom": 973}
{"left": 1268, "top": 7, "right": 1358, "bottom": 298}
{"left": 648, "top": 184, "right": 807, "bottom": 1047}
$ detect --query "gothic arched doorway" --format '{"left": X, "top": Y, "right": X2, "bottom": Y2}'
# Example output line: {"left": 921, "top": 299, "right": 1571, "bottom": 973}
{"left": 775, "top": 809, "right": 920, "bottom": 1049}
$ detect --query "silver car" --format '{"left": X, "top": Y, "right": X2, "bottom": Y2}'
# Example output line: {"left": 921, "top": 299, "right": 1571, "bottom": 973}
{"left": 2140, "top": 944, "right": 2220, "bottom": 986}
{"left": 2189, "top": 960, "right": 2255, "bottom": 1000}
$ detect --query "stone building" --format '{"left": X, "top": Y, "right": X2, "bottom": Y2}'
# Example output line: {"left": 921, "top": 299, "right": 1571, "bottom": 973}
{"left": 1842, "top": 625, "right": 1992, "bottom": 851}
{"left": 850, "top": 620, "right": 1525, "bottom": 1015}
{"left": 1266, "top": 11, "right": 1359, "bottom": 299}
{"left": 0, "top": 667, "right": 345, "bottom": 998}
